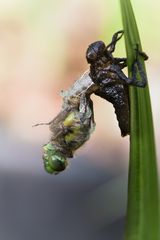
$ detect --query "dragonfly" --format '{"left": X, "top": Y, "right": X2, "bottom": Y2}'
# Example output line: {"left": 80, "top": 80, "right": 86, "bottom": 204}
{"left": 42, "top": 71, "right": 98, "bottom": 174}
{"left": 38, "top": 30, "right": 148, "bottom": 174}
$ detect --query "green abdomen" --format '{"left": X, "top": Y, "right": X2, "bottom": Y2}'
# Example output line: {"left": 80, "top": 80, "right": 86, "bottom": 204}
{"left": 63, "top": 111, "right": 95, "bottom": 151}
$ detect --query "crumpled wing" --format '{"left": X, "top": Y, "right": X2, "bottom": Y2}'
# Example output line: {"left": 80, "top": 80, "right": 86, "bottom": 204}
{"left": 49, "top": 108, "right": 70, "bottom": 140}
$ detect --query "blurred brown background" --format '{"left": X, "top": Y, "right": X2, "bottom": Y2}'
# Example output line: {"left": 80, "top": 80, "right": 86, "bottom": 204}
{"left": 0, "top": 1, "right": 159, "bottom": 240}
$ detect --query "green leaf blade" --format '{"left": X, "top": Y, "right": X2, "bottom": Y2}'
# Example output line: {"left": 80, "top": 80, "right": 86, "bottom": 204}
{"left": 120, "top": 1, "right": 159, "bottom": 240}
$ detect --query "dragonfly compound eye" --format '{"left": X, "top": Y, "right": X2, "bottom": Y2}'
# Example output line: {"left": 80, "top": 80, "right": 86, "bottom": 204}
{"left": 86, "top": 41, "right": 105, "bottom": 63}
{"left": 43, "top": 143, "right": 67, "bottom": 174}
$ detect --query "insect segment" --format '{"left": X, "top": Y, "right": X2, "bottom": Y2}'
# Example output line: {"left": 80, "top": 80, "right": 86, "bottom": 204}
{"left": 43, "top": 72, "right": 97, "bottom": 174}
{"left": 86, "top": 30, "right": 148, "bottom": 136}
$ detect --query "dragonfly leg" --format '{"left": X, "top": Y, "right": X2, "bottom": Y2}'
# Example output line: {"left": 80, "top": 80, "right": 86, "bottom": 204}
{"left": 114, "top": 57, "right": 127, "bottom": 68}
{"left": 106, "top": 30, "right": 124, "bottom": 53}
{"left": 32, "top": 121, "right": 52, "bottom": 127}
{"left": 108, "top": 48, "right": 148, "bottom": 88}
{"left": 129, "top": 44, "right": 148, "bottom": 87}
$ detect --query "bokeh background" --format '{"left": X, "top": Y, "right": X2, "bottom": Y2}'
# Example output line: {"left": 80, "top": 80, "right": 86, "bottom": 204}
{"left": 0, "top": 0, "right": 159, "bottom": 239}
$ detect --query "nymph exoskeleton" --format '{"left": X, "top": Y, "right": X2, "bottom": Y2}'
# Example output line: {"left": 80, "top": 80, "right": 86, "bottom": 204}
{"left": 86, "top": 30, "right": 148, "bottom": 136}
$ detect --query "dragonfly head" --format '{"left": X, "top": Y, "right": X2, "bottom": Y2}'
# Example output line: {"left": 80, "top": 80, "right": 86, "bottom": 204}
{"left": 43, "top": 143, "right": 67, "bottom": 174}
{"left": 86, "top": 41, "right": 106, "bottom": 64}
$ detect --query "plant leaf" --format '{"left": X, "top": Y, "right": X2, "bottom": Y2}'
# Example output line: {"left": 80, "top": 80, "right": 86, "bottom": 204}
{"left": 120, "top": 1, "right": 160, "bottom": 240}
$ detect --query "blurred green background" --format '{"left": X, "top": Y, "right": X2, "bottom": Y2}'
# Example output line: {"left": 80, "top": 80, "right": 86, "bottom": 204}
{"left": 0, "top": 1, "right": 159, "bottom": 240}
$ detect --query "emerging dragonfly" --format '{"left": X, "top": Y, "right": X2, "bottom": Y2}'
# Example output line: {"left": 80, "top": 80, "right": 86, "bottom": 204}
{"left": 39, "top": 30, "right": 148, "bottom": 174}
{"left": 42, "top": 71, "right": 98, "bottom": 174}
